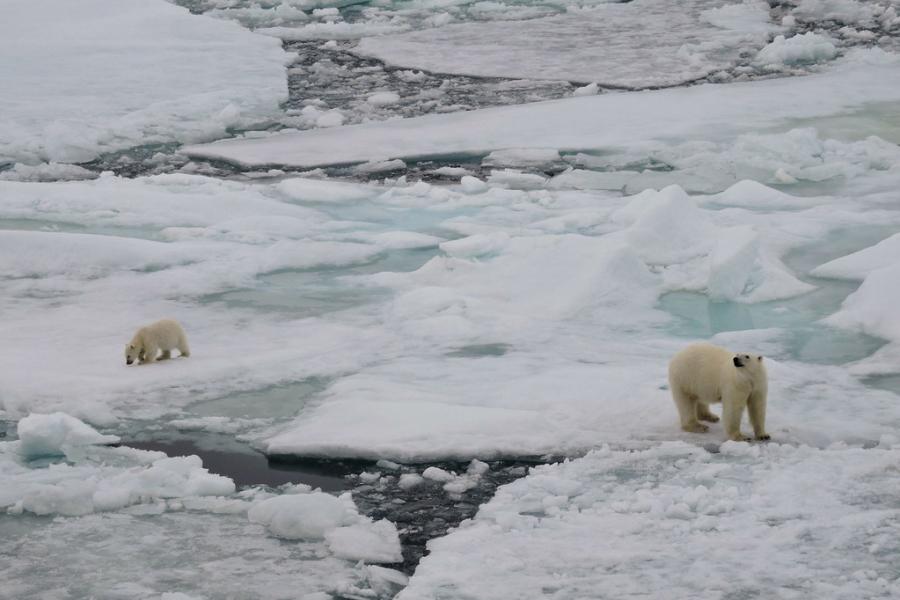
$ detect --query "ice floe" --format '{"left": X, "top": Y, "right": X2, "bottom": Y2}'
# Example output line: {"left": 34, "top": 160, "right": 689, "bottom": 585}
{"left": 183, "top": 49, "right": 900, "bottom": 169}
{"left": 0, "top": 0, "right": 287, "bottom": 166}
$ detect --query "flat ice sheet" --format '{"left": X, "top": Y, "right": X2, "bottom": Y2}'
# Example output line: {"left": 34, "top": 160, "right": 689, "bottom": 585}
{"left": 183, "top": 50, "right": 900, "bottom": 169}
{"left": 355, "top": 0, "right": 778, "bottom": 88}
{"left": 0, "top": 0, "right": 287, "bottom": 165}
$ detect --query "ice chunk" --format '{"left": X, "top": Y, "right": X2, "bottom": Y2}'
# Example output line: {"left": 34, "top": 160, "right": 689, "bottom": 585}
{"left": 572, "top": 83, "right": 599, "bottom": 97}
{"left": 422, "top": 466, "right": 455, "bottom": 482}
{"left": 367, "top": 92, "right": 401, "bottom": 107}
{"left": 486, "top": 169, "right": 548, "bottom": 190}
{"left": 826, "top": 262, "right": 900, "bottom": 344}
{"left": 755, "top": 32, "right": 837, "bottom": 66}
{"left": 17, "top": 413, "right": 119, "bottom": 458}
{"left": 704, "top": 179, "right": 822, "bottom": 209}
{"left": 618, "top": 185, "right": 716, "bottom": 264}
{"left": 398, "top": 473, "right": 425, "bottom": 490}
{"left": 248, "top": 491, "right": 356, "bottom": 540}
{"left": 459, "top": 176, "right": 489, "bottom": 194}
{"left": 708, "top": 226, "right": 761, "bottom": 300}
{"left": 811, "top": 232, "right": 900, "bottom": 280}
{"left": 325, "top": 519, "right": 402, "bottom": 563}
{"left": 365, "top": 566, "right": 409, "bottom": 599}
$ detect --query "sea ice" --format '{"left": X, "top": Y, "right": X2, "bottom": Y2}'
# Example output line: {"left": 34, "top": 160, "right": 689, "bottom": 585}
{"left": 0, "top": 0, "right": 287, "bottom": 166}
{"left": 1, "top": 431, "right": 234, "bottom": 516}
{"left": 183, "top": 50, "right": 900, "bottom": 169}
{"left": 399, "top": 442, "right": 900, "bottom": 599}
{"left": 354, "top": 0, "right": 780, "bottom": 88}
{"left": 0, "top": 508, "right": 387, "bottom": 599}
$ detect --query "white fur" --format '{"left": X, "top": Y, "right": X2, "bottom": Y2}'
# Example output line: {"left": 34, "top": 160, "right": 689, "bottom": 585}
{"left": 668, "top": 342, "right": 768, "bottom": 441}
{"left": 125, "top": 319, "right": 190, "bottom": 365}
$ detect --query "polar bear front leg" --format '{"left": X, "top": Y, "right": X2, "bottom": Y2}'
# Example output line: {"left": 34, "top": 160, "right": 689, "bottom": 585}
{"left": 722, "top": 393, "right": 750, "bottom": 441}
{"left": 141, "top": 344, "right": 159, "bottom": 363}
{"left": 748, "top": 390, "right": 769, "bottom": 440}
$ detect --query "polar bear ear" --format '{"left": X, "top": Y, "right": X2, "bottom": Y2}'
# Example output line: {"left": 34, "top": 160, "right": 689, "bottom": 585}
{"left": 733, "top": 356, "right": 744, "bottom": 367}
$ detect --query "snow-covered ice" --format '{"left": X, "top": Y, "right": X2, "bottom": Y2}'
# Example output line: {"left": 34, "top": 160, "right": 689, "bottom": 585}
{"left": 184, "top": 50, "right": 900, "bottom": 169}
{"left": 0, "top": 0, "right": 287, "bottom": 166}
{"left": 400, "top": 441, "right": 900, "bottom": 599}
{"left": 5, "top": 1, "right": 900, "bottom": 597}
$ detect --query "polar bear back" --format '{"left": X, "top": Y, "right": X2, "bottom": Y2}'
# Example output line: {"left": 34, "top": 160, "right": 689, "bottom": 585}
{"left": 135, "top": 318, "right": 186, "bottom": 349}
{"left": 668, "top": 342, "right": 736, "bottom": 404}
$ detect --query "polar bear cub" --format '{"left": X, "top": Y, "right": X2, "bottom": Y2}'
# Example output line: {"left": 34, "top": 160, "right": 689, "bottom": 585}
{"left": 125, "top": 319, "right": 190, "bottom": 365}
{"left": 668, "top": 342, "right": 768, "bottom": 442}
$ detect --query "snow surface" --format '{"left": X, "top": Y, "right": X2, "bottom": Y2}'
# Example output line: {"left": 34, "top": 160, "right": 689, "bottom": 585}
{"left": 0, "top": 0, "right": 287, "bottom": 166}
{"left": 183, "top": 50, "right": 900, "bottom": 169}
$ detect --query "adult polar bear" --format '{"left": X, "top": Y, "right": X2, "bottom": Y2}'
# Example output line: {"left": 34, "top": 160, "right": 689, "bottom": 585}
{"left": 668, "top": 342, "right": 769, "bottom": 442}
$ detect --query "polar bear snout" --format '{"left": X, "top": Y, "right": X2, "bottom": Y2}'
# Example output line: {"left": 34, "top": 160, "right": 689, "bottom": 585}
{"left": 733, "top": 356, "right": 744, "bottom": 367}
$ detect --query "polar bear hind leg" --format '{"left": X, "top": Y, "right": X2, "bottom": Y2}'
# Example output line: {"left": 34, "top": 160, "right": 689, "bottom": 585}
{"left": 178, "top": 334, "right": 190, "bottom": 358}
{"left": 672, "top": 388, "right": 709, "bottom": 433}
{"left": 696, "top": 403, "right": 719, "bottom": 423}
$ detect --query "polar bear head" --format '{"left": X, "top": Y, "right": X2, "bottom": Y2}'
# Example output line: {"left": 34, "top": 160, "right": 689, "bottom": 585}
{"left": 732, "top": 353, "right": 764, "bottom": 373}
{"left": 125, "top": 343, "right": 143, "bottom": 365}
